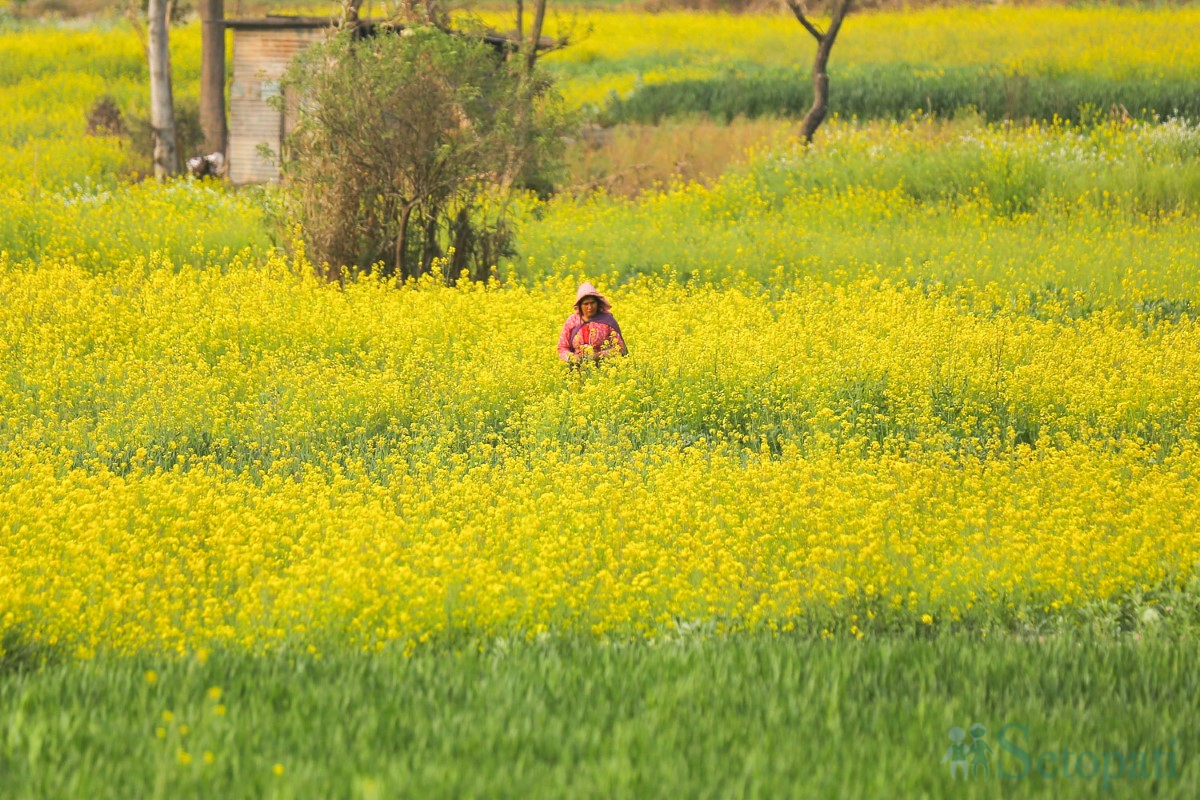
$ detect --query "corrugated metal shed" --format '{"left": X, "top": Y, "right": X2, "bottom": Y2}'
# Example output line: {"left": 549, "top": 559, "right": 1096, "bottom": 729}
{"left": 226, "top": 18, "right": 330, "bottom": 184}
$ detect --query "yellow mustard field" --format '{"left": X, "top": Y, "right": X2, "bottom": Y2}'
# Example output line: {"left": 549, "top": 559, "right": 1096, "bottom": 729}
{"left": 507, "top": 7, "right": 1200, "bottom": 106}
{"left": 3, "top": 8, "right": 1200, "bottom": 659}
{"left": 2, "top": 255, "right": 1199, "bottom": 655}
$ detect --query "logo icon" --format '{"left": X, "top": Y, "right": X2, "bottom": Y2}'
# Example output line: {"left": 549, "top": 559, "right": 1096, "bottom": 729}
{"left": 941, "top": 722, "right": 992, "bottom": 780}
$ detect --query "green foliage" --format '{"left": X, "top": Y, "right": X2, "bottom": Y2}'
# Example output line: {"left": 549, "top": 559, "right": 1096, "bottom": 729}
{"left": 0, "top": 636, "right": 1198, "bottom": 798}
{"left": 601, "top": 65, "right": 1200, "bottom": 126}
{"left": 280, "top": 27, "right": 568, "bottom": 281}
{"left": 514, "top": 118, "right": 1200, "bottom": 305}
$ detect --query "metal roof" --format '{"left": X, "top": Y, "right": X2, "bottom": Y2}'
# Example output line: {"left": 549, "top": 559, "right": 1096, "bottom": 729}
{"left": 221, "top": 15, "right": 550, "bottom": 50}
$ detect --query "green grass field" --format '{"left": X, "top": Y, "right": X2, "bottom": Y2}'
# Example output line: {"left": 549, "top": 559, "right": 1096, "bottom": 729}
{"left": 3, "top": 636, "right": 1198, "bottom": 798}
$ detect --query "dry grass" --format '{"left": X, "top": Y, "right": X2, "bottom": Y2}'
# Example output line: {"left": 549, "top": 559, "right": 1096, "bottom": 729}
{"left": 562, "top": 117, "right": 795, "bottom": 196}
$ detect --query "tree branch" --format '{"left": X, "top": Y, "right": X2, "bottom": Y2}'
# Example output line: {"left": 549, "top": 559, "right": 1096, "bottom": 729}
{"left": 525, "top": 0, "right": 548, "bottom": 74}
{"left": 824, "top": 0, "right": 852, "bottom": 48}
{"left": 785, "top": 0, "right": 824, "bottom": 42}
{"left": 535, "top": 36, "right": 570, "bottom": 57}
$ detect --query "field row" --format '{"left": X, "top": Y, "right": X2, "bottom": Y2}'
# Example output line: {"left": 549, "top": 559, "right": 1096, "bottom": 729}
{"left": 6, "top": 119, "right": 1199, "bottom": 312}
{"left": 3, "top": 261, "right": 1199, "bottom": 653}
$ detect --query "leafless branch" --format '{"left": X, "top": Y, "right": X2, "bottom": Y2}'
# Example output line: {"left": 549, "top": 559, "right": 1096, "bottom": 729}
{"left": 535, "top": 36, "right": 570, "bottom": 56}
{"left": 785, "top": 0, "right": 824, "bottom": 42}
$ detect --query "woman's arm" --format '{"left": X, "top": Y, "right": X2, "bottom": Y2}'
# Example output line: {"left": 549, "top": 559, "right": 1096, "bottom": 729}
{"left": 557, "top": 315, "right": 579, "bottom": 362}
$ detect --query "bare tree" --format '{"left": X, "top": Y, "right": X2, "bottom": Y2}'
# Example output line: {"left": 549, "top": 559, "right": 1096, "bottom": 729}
{"left": 785, "top": 0, "right": 852, "bottom": 145}
{"left": 199, "top": 0, "right": 226, "bottom": 155}
{"left": 147, "top": 0, "right": 178, "bottom": 177}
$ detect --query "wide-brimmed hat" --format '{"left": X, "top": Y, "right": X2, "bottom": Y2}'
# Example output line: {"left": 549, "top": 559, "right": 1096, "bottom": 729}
{"left": 573, "top": 281, "right": 611, "bottom": 314}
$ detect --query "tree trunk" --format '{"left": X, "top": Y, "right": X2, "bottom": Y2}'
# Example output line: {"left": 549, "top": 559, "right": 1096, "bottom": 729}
{"left": 148, "top": 0, "right": 178, "bottom": 178}
{"left": 800, "top": 36, "right": 834, "bottom": 144}
{"left": 787, "top": 0, "right": 851, "bottom": 146}
{"left": 525, "top": 0, "right": 547, "bottom": 75}
{"left": 394, "top": 202, "right": 414, "bottom": 280}
{"left": 199, "top": 0, "right": 226, "bottom": 155}
{"left": 420, "top": 207, "right": 442, "bottom": 278}
{"left": 516, "top": 0, "right": 524, "bottom": 41}
{"left": 451, "top": 205, "right": 472, "bottom": 280}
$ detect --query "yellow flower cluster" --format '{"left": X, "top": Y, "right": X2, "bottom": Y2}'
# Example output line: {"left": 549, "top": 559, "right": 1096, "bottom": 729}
{"left": 2, "top": 257, "right": 1197, "bottom": 655}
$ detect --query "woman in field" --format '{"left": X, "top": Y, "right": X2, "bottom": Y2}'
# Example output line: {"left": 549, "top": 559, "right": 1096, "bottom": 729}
{"left": 557, "top": 282, "right": 628, "bottom": 364}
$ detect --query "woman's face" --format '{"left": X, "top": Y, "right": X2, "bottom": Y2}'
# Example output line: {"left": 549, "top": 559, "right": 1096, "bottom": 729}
{"left": 580, "top": 297, "right": 599, "bottom": 320}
